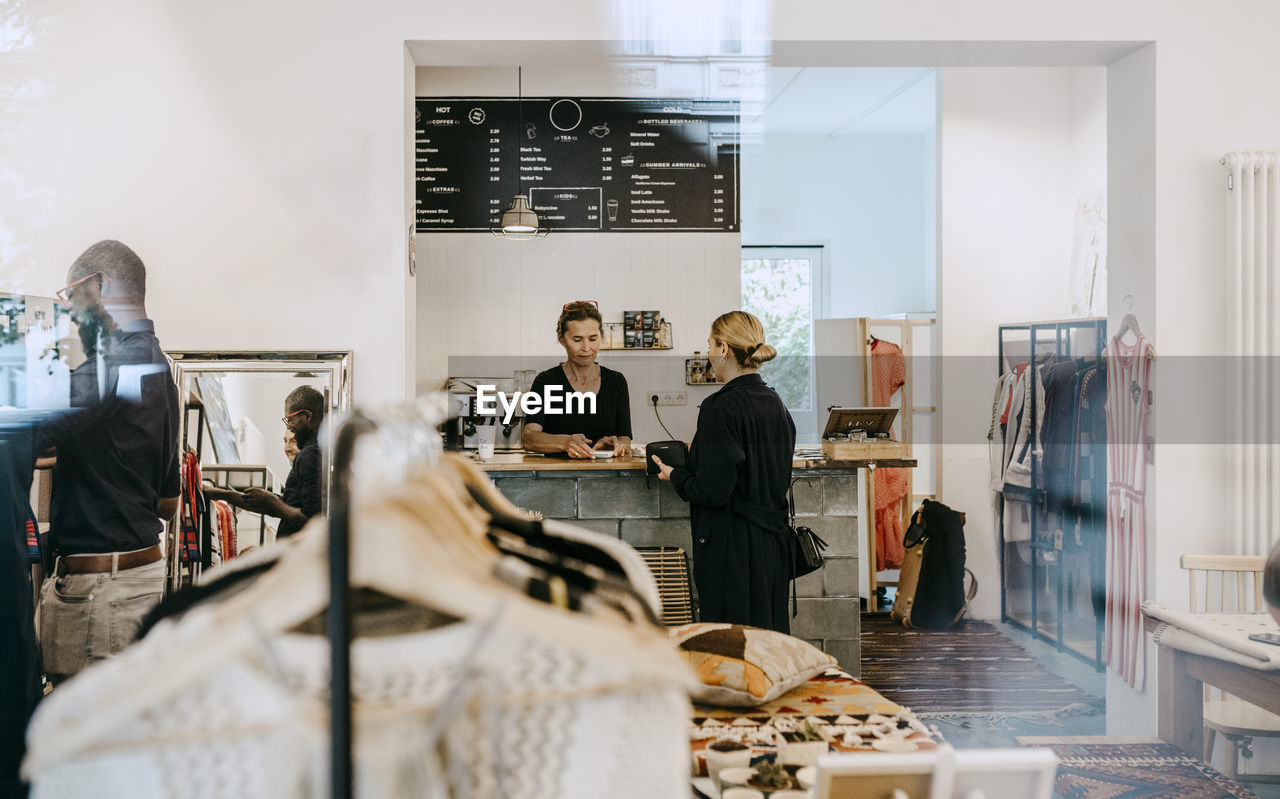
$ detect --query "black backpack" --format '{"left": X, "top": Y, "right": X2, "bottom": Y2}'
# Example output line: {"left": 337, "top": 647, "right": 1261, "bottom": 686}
{"left": 891, "top": 499, "right": 976, "bottom": 630}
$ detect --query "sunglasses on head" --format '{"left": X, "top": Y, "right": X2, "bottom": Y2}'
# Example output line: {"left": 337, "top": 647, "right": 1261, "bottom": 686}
{"left": 562, "top": 300, "right": 598, "bottom": 311}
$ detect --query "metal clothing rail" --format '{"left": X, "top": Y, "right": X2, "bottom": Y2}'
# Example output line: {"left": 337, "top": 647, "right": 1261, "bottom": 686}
{"left": 997, "top": 318, "right": 1107, "bottom": 670}
{"left": 327, "top": 411, "right": 376, "bottom": 799}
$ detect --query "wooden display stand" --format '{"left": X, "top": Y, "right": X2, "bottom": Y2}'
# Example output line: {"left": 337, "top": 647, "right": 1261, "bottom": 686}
{"left": 821, "top": 438, "right": 907, "bottom": 461}
{"left": 856, "top": 317, "right": 937, "bottom": 606}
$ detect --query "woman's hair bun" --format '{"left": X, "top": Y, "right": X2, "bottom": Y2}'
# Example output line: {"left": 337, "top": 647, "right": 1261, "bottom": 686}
{"left": 748, "top": 343, "right": 777, "bottom": 365}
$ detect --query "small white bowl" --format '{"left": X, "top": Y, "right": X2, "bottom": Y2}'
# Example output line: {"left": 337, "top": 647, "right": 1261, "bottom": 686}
{"left": 718, "top": 766, "right": 756, "bottom": 789}
{"left": 795, "top": 766, "right": 816, "bottom": 789}
{"left": 706, "top": 745, "right": 753, "bottom": 784}
{"left": 771, "top": 792, "right": 812, "bottom": 799}
{"left": 721, "top": 789, "right": 765, "bottom": 799}
{"left": 777, "top": 738, "right": 829, "bottom": 767}
{"left": 871, "top": 738, "right": 919, "bottom": 753}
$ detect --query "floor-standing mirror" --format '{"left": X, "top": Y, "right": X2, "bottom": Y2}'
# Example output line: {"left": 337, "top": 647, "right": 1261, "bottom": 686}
{"left": 166, "top": 351, "right": 352, "bottom": 590}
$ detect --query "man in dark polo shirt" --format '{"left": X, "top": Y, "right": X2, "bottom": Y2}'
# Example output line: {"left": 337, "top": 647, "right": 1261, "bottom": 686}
{"left": 35, "top": 240, "right": 180, "bottom": 682}
{"left": 206, "top": 385, "right": 324, "bottom": 538}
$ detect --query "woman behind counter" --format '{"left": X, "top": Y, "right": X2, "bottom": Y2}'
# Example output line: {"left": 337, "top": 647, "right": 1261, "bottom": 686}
{"left": 523, "top": 301, "right": 632, "bottom": 459}
{"left": 654, "top": 311, "right": 796, "bottom": 633}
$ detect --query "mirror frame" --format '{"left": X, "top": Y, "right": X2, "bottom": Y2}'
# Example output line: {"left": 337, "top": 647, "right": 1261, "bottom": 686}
{"left": 165, "top": 350, "right": 353, "bottom": 590}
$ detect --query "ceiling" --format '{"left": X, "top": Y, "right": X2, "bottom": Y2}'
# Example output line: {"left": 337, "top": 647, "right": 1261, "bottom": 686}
{"left": 747, "top": 67, "right": 936, "bottom": 137}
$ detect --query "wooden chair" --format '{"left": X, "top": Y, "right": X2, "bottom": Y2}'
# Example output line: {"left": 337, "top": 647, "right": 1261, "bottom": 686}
{"left": 635, "top": 546, "right": 696, "bottom": 626}
{"left": 1181, "top": 553, "right": 1280, "bottom": 780}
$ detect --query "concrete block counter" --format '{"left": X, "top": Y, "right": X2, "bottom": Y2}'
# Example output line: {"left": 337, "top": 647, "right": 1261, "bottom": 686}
{"left": 479, "top": 453, "right": 917, "bottom": 676}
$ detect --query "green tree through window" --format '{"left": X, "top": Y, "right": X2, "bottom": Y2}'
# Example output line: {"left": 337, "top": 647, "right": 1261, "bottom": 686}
{"left": 741, "top": 254, "right": 813, "bottom": 411}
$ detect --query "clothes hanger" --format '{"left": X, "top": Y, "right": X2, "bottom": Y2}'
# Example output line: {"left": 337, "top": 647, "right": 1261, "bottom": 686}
{"left": 1115, "top": 295, "right": 1143, "bottom": 344}
{"left": 441, "top": 455, "right": 662, "bottom": 611}
{"left": 446, "top": 455, "right": 631, "bottom": 576}
{"left": 447, "top": 463, "right": 659, "bottom": 624}
{"left": 25, "top": 459, "right": 693, "bottom": 775}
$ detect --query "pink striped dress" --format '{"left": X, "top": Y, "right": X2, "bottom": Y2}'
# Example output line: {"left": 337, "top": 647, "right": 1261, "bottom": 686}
{"left": 1104, "top": 330, "right": 1155, "bottom": 690}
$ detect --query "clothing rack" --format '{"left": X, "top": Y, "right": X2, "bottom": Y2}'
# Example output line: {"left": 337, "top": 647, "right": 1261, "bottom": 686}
{"left": 326, "top": 398, "right": 451, "bottom": 799}
{"left": 996, "top": 318, "right": 1106, "bottom": 669}
{"left": 327, "top": 410, "right": 376, "bottom": 799}
{"left": 854, "top": 316, "right": 937, "bottom": 608}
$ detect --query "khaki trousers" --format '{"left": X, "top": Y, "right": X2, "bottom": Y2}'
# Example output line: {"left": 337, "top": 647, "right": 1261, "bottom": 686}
{"left": 36, "top": 557, "right": 164, "bottom": 681}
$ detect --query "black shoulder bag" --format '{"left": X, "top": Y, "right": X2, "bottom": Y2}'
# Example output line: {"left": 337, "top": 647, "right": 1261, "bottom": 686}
{"left": 786, "top": 478, "right": 828, "bottom": 616}
{"left": 788, "top": 479, "right": 828, "bottom": 578}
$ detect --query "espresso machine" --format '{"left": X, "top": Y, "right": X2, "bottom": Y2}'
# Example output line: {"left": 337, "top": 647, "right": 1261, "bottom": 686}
{"left": 445, "top": 376, "right": 527, "bottom": 452}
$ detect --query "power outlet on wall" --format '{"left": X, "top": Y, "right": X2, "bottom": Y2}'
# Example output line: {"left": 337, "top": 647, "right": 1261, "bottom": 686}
{"left": 650, "top": 391, "right": 687, "bottom": 406}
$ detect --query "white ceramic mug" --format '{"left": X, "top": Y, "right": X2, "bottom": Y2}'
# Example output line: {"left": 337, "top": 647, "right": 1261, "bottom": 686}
{"left": 475, "top": 425, "right": 496, "bottom": 459}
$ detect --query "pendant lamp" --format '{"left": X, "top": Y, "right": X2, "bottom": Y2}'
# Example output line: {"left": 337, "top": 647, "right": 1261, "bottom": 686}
{"left": 492, "top": 66, "right": 549, "bottom": 239}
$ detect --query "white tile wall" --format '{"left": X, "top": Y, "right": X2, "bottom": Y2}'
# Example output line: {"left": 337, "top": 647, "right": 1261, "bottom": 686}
{"left": 417, "top": 230, "right": 741, "bottom": 368}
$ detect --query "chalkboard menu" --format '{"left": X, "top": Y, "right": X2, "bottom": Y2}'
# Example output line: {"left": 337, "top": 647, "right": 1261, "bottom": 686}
{"left": 415, "top": 97, "right": 739, "bottom": 232}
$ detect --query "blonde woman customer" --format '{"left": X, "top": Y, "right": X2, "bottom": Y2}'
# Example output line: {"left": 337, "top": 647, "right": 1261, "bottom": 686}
{"left": 653, "top": 311, "right": 797, "bottom": 633}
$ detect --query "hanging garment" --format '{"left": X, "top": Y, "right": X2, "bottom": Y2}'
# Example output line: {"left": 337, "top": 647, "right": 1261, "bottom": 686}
{"left": 1075, "top": 364, "right": 1107, "bottom": 512}
{"left": 1002, "top": 357, "right": 1051, "bottom": 504}
{"left": 212, "top": 500, "right": 237, "bottom": 563}
{"left": 24, "top": 463, "right": 695, "bottom": 799}
{"left": 987, "top": 371, "right": 1017, "bottom": 492}
{"left": 1041, "top": 359, "right": 1098, "bottom": 518}
{"left": 26, "top": 514, "right": 41, "bottom": 565}
{"left": 871, "top": 339, "right": 909, "bottom": 571}
{"left": 178, "top": 452, "right": 203, "bottom": 565}
{"left": 1103, "top": 330, "right": 1155, "bottom": 690}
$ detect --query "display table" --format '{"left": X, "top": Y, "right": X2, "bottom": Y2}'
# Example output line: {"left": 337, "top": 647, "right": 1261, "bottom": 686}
{"left": 1142, "top": 605, "right": 1280, "bottom": 757}
{"left": 478, "top": 452, "right": 916, "bottom": 675}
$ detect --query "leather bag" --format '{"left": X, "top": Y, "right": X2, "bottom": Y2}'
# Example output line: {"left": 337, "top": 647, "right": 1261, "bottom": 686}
{"left": 788, "top": 481, "right": 827, "bottom": 578}
{"left": 891, "top": 500, "right": 977, "bottom": 630}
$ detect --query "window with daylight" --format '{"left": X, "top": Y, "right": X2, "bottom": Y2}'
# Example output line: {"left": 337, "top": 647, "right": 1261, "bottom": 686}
{"left": 740, "top": 246, "right": 824, "bottom": 440}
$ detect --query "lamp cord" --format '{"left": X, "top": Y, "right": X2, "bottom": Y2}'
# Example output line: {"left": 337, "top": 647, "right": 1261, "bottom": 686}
{"left": 517, "top": 67, "right": 522, "bottom": 197}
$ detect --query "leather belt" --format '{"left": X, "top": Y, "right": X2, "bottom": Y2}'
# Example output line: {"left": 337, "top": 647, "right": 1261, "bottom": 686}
{"left": 58, "top": 544, "right": 163, "bottom": 575}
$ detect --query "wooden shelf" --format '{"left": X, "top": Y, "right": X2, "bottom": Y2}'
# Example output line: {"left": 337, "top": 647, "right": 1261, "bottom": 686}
{"left": 684, "top": 356, "right": 721, "bottom": 385}
{"left": 600, "top": 320, "right": 672, "bottom": 350}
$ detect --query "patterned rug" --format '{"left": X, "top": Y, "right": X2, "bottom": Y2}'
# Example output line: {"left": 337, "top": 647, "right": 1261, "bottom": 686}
{"left": 1018, "top": 738, "right": 1262, "bottom": 798}
{"left": 688, "top": 668, "right": 943, "bottom": 777}
{"left": 860, "top": 613, "right": 1104, "bottom": 727}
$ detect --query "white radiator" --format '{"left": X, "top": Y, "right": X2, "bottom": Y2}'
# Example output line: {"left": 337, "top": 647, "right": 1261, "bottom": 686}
{"left": 1223, "top": 151, "right": 1280, "bottom": 556}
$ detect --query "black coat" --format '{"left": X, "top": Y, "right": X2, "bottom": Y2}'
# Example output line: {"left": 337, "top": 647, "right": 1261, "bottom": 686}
{"left": 671, "top": 374, "right": 796, "bottom": 633}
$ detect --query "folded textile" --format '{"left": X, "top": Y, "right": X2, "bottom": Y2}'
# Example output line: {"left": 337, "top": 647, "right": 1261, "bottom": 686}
{"left": 1142, "top": 602, "right": 1280, "bottom": 670}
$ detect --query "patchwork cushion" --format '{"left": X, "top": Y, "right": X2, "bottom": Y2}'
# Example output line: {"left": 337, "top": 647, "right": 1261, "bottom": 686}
{"left": 671, "top": 623, "right": 837, "bottom": 708}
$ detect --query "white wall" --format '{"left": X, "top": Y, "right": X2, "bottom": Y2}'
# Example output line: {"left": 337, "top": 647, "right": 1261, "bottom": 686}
{"left": 416, "top": 230, "right": 740, "bottom": 385}
{"left": 1103, "top": 44, "right": 1160, "bottom": 735}
{"left": 938, "top": 67, "right": 1099, "bottom": 621}
{"left": 741, "top": 131, "right": 935, "bottom": 317}
{"left": 219, "top": 373, "right": 327, "bottom": 487}
{"left": 1, "top": 0, "right": 424, "bottom": 405}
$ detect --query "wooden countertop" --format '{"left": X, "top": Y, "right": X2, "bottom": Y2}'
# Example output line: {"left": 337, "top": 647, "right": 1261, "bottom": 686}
{"left": 475, "top": 453, "right": 917, "bottom": 472}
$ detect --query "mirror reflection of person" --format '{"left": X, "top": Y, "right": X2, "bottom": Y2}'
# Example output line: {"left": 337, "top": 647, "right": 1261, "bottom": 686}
{"left": 654, "top": 311, "right": 796, "bottom": 634}
{"left": 205, "top": 386, "right": 324, "bottom": 538}
{"left": 33, "top": 240, "right": 181, "bottom": 682}
{"left": 283, "top": 428, "right": 299, "bottom": 465}
{"left": 522, "top": 301, "right": 631, "bottom": 459}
